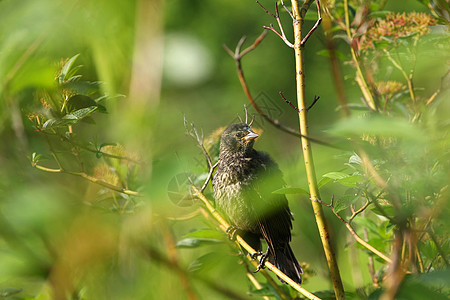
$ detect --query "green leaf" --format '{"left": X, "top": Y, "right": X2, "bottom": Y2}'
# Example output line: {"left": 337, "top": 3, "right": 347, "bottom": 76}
{"left": 66, "top": 95, "right": 98, "bottom": 112}
{"left": 333, "top": 193, "right": 359, "bottom": 213}
{"left": 329, "top": 115, "right": 426, "bottom": 141}
{"left": 0, "top": 288, "right": 23, "bottom": 297}
{"left": 318, "top": 177, "right": 332, "bottom": 188}
{"left": 323, "top": 172, "right": 349, "bottom": 180}
{"left": 176, "top": 237, "right": 222, "bottom": 248}
{"left": 62, "top": 106, "right": 98, "bottom": 121}
{"left": 348, "top": 154, "right": 362, "bottom": 165}
{"left": 353, "top": 217, "right": 380, "bottom": 236}
{"left": 336, "top": 174, "right": 364, "bottom": 187}
{"left": 272, "top": 187, "right": 309, "bottom": 195}
{"left": 187, "top": 252, "right": 217, "bottom": 273}
{"left": 371, "top": 204, "right": 395, "bottom": 218}
{"left": 59, "top": 54, "right": 80, "bottom": 84}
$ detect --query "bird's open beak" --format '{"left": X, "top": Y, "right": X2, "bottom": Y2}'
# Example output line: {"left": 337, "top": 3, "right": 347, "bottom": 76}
{"left": 242, "top": 131, "right": 259, "bottom": 141}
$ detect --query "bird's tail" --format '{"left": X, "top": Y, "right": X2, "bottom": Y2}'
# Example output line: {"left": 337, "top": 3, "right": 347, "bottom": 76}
{"left": 271, "top": 245, "right": 303, "bottom": 284}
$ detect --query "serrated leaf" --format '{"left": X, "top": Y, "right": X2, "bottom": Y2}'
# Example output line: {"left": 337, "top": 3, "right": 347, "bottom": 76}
{"left": 272, "top": 187, "right": 309, "bottom": 195}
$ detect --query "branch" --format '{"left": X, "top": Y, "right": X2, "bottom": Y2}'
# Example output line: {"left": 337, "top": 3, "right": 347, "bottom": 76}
{"left": 301, "top": 0, "right": 322, "bottom": 46}
{"left": 343, "top": 0, "right": 377, "bottom": 111}
{"left": 192, "top": 186, "right": 322, "bottom": 300}
{"left": 184, "top": 116, "right": 214, "bottom": 169}
{"left": 223, "top": 33, "right": 337, "bottom": 149}
{"left": 257, "top": 1, "right": 294, "bottom": 48}
{"left": 290, "top": 0, "right": 345, "bottom": 298}
{"left": 184, "top": 118, "right": 218, "bottom": 193}
{"left": 315, "top": 197, "right": 392, "bottom": 263}
{"left": 33, "top": 163, "right": 141, "bottom": 196}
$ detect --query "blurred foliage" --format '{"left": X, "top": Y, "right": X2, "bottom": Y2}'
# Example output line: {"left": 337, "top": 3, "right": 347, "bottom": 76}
{"left": 0, "top": 0, "right": 449, "bottom": 299}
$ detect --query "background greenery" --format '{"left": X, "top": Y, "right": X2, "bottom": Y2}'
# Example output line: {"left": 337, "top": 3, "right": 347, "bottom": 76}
{"left": 0, "top": 0, "right": 448, "bottom": 299}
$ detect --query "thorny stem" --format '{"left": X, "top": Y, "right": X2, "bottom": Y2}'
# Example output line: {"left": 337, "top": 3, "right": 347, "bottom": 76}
{"left": 192, "top": 186, "right": 322, "bottom": 300}
{"left": 290, "top": 0, "right": 345, "bottom": 298}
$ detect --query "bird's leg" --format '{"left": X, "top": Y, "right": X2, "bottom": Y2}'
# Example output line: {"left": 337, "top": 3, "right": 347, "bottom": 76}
{"left": 253, "top": 249, "right": 269, "bottom": 273}
{"left": 250, "top": 250, "right": 263, "bottom": 260}
{"left": 225, "top": 225, "right": 238, "bottom": 240}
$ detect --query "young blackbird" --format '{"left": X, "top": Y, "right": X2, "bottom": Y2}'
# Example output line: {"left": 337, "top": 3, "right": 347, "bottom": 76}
{"left": 212, "top": 122, "right": 303, "bottom": 284}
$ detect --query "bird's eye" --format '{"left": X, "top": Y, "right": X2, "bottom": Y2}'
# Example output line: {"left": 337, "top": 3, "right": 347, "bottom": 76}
{"left": 235, "top": 132, "right": 244, "bottom": 139}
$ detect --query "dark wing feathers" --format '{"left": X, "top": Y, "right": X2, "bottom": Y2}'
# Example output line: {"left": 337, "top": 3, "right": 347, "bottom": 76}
{"left": 251, "top": 151, "right": 293, "bottom": 247}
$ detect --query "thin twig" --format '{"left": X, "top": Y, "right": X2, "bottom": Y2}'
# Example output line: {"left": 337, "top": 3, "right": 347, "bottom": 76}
{"left": 257, "top": 1, "right": 294, "bottom": 48}
{"left": 307, "top": 95, "right": 320, "bottom": 111}
{"left": 301, "top": 0, "right": 322, "bottom": 46}
{"left": 315, "top": 197, "right": 392, "bottom": 263}
{"left": 279, "top": 92, "right": 300, "bottom": 113}
{"left": 43, "top": 131, "right": 142, "bottom": 164}
{"left": 33, "top": 163, "right": 141, "bottom": 196}
{"left": 280, "top": 0, "right": 294, "bottom": 20}
{"left": 348, "top": 199, "right": 370, "bottom": 223}
{"left": 200, "top": 161, "right": 218, "bottom": 193}
{"left": 343, "top": 0, "right": 377, "bottom": 111}
{"left": 192, "top": 186, "right": 322, "bottom": 300}
{"left": 184, "top": 116, "right": 214, "bottom": 169}
{"left": 223, "top": 33, "right": 337, "bottom": 148}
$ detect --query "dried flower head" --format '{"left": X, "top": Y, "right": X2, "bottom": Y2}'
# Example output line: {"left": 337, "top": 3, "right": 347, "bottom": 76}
{"left": 376, "top": 81, "right": 406, "bottom": 97}
{"left": 360, "top": 12, "right": 437, "bottom": 50}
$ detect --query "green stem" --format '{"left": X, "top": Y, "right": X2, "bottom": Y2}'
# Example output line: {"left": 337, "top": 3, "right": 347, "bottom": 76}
{"left": 290, "top": 1, "right": 345, "bottom": 299}
{"left": 343, "top": 0, "right": 377, "bottom": 111}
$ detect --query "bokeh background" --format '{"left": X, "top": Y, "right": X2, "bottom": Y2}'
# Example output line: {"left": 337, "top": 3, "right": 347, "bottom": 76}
{"left": 0, "top": 0, "right": 448, "bottom": 299}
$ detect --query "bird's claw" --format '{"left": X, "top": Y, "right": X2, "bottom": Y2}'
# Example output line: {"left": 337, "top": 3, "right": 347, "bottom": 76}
{"left": 253, "top": 251, "right": 268, "bottom": 273}
{"left": 226, "top": 225, "right": 238, "bottom": 240}
{"left": 250, "top": 250, "right": 263, "bottom": 260}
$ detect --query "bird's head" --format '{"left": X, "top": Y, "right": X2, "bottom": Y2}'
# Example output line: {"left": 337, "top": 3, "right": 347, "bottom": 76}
{"left": 220, "top": 122, "right": 259, "bottom": 154}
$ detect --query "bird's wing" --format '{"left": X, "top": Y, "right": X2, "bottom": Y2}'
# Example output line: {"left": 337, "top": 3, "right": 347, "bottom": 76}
{"left": 249, "top": 152, "right": 294, "bottom": 248}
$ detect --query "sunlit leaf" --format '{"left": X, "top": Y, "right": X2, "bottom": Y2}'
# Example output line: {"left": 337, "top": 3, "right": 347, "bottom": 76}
{"left": 322, "top": 172, "right": 349, "bottom": 180}
{"left": 336, "top": 174, "right": 364, "bottom": 187}
{"left": 59, "top": 53, "right": 80, "bottom": 84}
{"left": 176, "top": 237, "right": 222, "bottom": 248}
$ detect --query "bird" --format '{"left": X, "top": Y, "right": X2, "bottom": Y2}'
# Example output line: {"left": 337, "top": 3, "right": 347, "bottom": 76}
{"left": 212, "top": 122, "right": 303, "bottom": 284}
